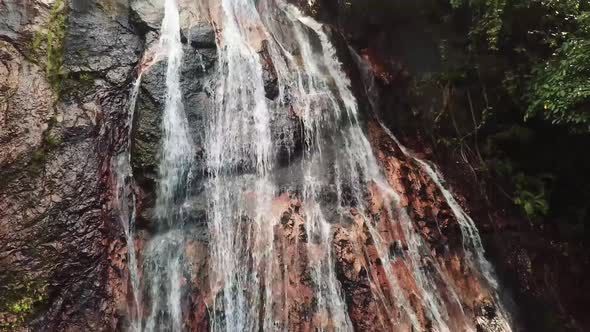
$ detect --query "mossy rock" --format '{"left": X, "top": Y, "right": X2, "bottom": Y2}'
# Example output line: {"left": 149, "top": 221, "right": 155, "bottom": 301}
{"left": 28, "top": 0, "right": 69, "bottom": 98}
{"left": 0, "top": 277, "right": 48, "bottom": 330}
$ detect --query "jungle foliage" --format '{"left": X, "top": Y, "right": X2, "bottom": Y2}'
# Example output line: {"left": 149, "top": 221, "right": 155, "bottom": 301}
{"left": 451, "top": 0, "right": 590, "bottom": 131}
{"left": 433, "top": 0, "right": 590, "bottom": 224}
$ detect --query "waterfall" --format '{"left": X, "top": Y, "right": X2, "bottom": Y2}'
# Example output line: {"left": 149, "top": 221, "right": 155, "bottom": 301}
{"left": 123, "top": 0, "right": 514, "bottom": 330}
{"left": 144, "top": 0, "right": 194, "bottom": 330}
{"left": 155, "top": 0, "right": 194, "bottom": 225}
{"left": 352, "top": 47, "right": 514, "bottom": 331}
{"left": 205, "top": 0, "right": 276, "bottom": 330}
{"left": 376, "top": 123, "right": 514, "bottom": 331}
{"left": 114, "top": 76, "right": 142, "bottom": 332}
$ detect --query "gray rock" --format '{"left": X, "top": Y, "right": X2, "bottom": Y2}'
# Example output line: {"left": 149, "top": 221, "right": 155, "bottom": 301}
{"left": 0, "top": 0, "right": 26, "bottom": 41}
{"left": 65, "top": 1, "right": 143, "bottom": 85}
{"left": 259, "top": 40, "right": 279, "bottom": 100}
{"left": 187, "top": 22, "right": 216, "bottom": 49}
{"left": 269, "top": 100, "right": 303, "bottom": 166}
{"left": 130, "top": 0, "right": 164, "bottom": 32}
{"left": 131, "top": 60, "right": 164, "bottom": 186}
{"left": 130, "top": 0, "right": 212, "bottom": 41}
{"left": 0, "top": 0, "right": 49, "bottom": 45}
{"left": 0, "top": 40, "right": 55, "bottom": 167}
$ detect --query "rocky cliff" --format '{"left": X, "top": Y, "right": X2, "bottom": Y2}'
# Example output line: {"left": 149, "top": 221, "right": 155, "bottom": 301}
{"left": 1, "top": 0, "right": 141, "bottom": 330}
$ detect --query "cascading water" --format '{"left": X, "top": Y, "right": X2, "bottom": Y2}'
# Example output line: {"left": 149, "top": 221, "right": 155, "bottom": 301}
{"left": 122, "top": 0, "right": 514, "bottom": 330}
{"left": 205, "top": 0, "right": 276, "bottom": 329}
{"left": 143, "top": 0, "right": 194, "bottom": 330}
{"left": 113, "top": 76, "right": 142, "bottom": 332}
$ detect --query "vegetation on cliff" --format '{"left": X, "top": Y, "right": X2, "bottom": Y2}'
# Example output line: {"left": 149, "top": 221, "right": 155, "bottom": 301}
{"left": 0, "top": 278, "right": 47, "bottom": 330}
{"left": 439, "top": 0, "right": 590, "bottom": 226}
{"left": 30, "top": 0, "right": 69, "bottom": 97}
{"left": 452, "top": 0, "right": 590, "bottom": 130}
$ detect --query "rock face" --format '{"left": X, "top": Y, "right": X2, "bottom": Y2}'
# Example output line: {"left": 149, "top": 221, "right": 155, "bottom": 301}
{"left": 0, "top": 0, "right": 142, "bottom": 330}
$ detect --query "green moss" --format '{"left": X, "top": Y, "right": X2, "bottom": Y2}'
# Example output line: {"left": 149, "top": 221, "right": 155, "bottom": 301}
{"left": 79, "top": 72, "right": 93, "bottom": 83}
{"left": 0, "top": 278, "right": 48, "bottom": 330}
{"left": 77, "top": 72, "right": 96, "bottom": 90}
{"left": 61, "top": 71, "right": 97, "bottom": 99}
{"left": 31, "top": 149, "right": 46, "bottom": 164}
{"left": 27, "top": 0, "right": 69, "bottom": 98}
{"left": 29, "top": 31, "right": 45, "bottom": 61}
{"left": 46, "top": 0, "right": 69, "bottom": 97}
{"left": 10, "top": 299, "right": 33, "bottom": 314}
{"left": 44, "top": 132, "right": 62, "bottom": 148}
{"left": 42, "top": 117, "right": 62, "bottom": 148}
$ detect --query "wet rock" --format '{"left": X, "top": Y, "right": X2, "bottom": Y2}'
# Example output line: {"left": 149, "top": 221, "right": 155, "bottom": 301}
{"left": 0, "top": 40, "right": 54, "bottom": 167}
{"left": 187, "top": 22, "right": 216, "bottom": 49}
{"left": 259, "top": 40, "right": 279, "bottom": 100}
{"left": 475, "top": 298, "right": 508, "bottom": 332}
{"left": 1, "top": 0, "right": 143, "bottom": 330}
{"left": 0, "top": 136, "right": 113, "bottom": 330}
{"left": 130, "top": 0, "right": 207, "bottom": 37}
{"left": 0, "top": 0, "right": 50, "bottom": 47}
{"left": 131, "top": 95, "right": 162, "bottom": 187}
{"left": 0, "top": 1, "right": 25, "bottom": 41}
{"left": 270, "top": 102, "right": 304, "bottom": 167}
{"left": 0, "top": 1, "right": 539, "bottom": 331}
{"left": 65, "top": 0, "right": 143, "bottom": 85}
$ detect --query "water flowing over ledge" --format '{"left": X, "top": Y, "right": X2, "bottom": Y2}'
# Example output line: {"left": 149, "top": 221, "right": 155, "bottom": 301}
{"left": 115, "top": 0, "right": 515, "bottom": 331}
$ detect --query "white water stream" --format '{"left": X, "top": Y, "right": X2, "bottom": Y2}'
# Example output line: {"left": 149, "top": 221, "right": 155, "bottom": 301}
{"left": 145, "top": 0, "right": 194, "bottom": 330}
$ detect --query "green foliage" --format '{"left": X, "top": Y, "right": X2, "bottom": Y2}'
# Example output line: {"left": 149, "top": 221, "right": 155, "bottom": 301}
{"left": 527, "top": 14, "right": 590, "bottom": 130}
{"left": 513, "top": 173, "right": 551, "bottom": 218}
{"left": 486, "top": 135, "right": 552, "bottom": 219}
{"left": 422, "top": 1, "right": 590, "bottom": 224}
{"left": 449, "top": 0, "right": 590, "bottom": 131}
{"left": 450, "top": 0, "right": 508, "bottom": 50}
